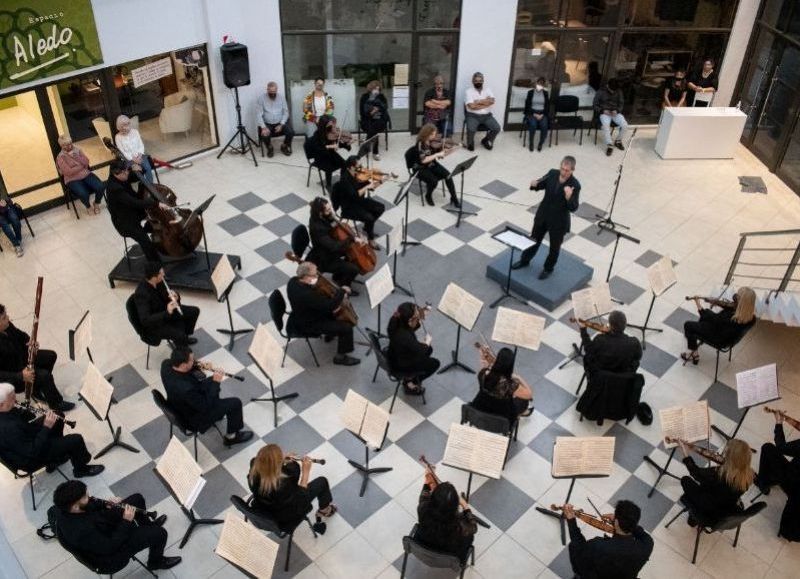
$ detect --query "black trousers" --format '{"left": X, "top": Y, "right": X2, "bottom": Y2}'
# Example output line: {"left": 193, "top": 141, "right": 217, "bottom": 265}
{"left": 118, "top": 493, "right": 169, "bottom": 566}
{"left": 683, "top": 320, "right": 716, "bottom": 351}
{"left": 25, "top": 419, "right": 91, "bottom": 471}
{"left": 759, "top": 443, "right": 800, "bottom": 493}
{"left": 320, "top": 260, "right": 359, "bottom": 288}
{"left": 12, "top": 349, "right": 64, "bottom": 407}
{"left": 343, "top": 199, "right": 385, "bottom": 239}
{"left": 204, "top": 397, "right": 244, "bottom": 435}
{"left": 418, "top": 162, "right": 457, "bottom": 200}
{"left": 518, "top": 219, "right": 565, "bottom": 272}
{"left": 363, "top": 118, "right": 386, "bottom": 154}
{"left": 148, "top": 305, "right": 200, "bottom": 347}
{"left": 314, "top": 319, "right": 354, "bottom": 355}
{"left": 395, "top": 356, "right": 441, "bottom": 385}
{"left": 260, "top": 122, "right": 294, "bottom": 147}
{"left": 306, "top": 476, "right": 333, "bottom": 510}
{"left": 124, "top": 226, "right": 161, "bottom": 264}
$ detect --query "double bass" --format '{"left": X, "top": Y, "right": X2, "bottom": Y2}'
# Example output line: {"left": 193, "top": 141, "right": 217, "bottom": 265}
{"left": 103, "top": 137, "right": 203, "bottom": 258}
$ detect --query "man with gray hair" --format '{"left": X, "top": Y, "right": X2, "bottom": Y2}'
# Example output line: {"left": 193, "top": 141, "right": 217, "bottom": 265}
{"left": 579, "top": 310, "right": 642, "bottom": 374}
{"left": 255, "top": 81, "right": 294, "bottom": 157}
{"left": 513, "top": 156, "right": 581, "bottom": 279}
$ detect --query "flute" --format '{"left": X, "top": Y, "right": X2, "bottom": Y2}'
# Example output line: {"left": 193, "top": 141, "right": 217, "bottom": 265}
{"left": 665, "top": 436, "right": 724, "bottom": 465}
{"left": 162, "top": 278, "right": 183, "bottom": 316}
{"left": 91, "top": 496, "right": 157, "bottom": 519}
{"left": 16, "top": 403, "right": 76, "bottom": 429}
{"left": 284, "top": 454, "right": 326, "bottom": 465}
{"left": 194, "top": 360, "right": 245, "bottom": 381}
{"left": 764, "top": 407, "right": 800, "bottom": 431}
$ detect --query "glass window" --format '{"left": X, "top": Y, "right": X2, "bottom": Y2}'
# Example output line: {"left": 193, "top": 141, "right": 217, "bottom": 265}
{"left": 517, "top": 0, "right": 563, "bottom": 27}
{"left": 509, "top": 32, "right": 560, "bottom": 123}
{"left": 416, "top": 0, "right": 461, "bottom": 28}
{"left": 778, "top": 121, "right": 800, "bottom": 194}
{"left": 280, "top": 0, "right": 414, "bottom": 31}
{"left": 761, "top": 0, "right": 795, "bottom": 31}
{"left": 625, "top": 0, "right": 738, "bottom": 28}
{"left": 563, "top": 0, "right": 621, "bottom": 27}
{"left": 415, "top": 34, "right": 458, "bottom": 121}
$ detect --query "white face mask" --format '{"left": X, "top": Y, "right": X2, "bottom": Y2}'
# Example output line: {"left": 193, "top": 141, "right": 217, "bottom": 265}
{"left": 371, "top": 89, "right": 379, "bottom": 96}
{"left": 535, "top": 84, "right": 543, "bottom": 91}
{"left": 308, "top": 276, "right": 319, "bottom": 285}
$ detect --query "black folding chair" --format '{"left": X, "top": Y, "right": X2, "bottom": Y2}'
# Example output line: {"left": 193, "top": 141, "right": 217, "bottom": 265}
{"left": 549, "top": 95, "right": 584, "bottom": 146}
{"left": 151, "top": 389, "right": 224, "bottom": 460}
{"left": 400, "top": 523, "right": 474, "bottom": 578}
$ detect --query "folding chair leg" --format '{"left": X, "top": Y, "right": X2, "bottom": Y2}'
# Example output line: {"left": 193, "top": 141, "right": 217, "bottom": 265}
{"left": 305, "top": 339, "right": 320, "bottom": 367}
{"left": 306, "top": 165, "right": 312, "bottom": 187}
{"left": 372, "top": 363, "right": 379, "bottom": 383}
{"left": 281, "top": 340, "right": 290, "bottom": 367}
{"left": 132, "top": 555, "right": 157, "bottom": 577}
{"left": 305, "top": 517, "right": 318, "bottom": 537}
{"left": 733, "top": 524, "right": 742, "bottom": 548}
{"left": 692, "top": 527, "right": 702, "bottom": 564}
{"left": 400, "top": 552, "right": 409, "bottom": 578}
{"left": 284, "top": 534, "right": 294, "bottom": 572}
{"left": 28, "top": 473, "right": 37, "bottom": 510}
{"left": 145, "top": 345, "right": 150, "bottom": 370}
{"left": 714, "top": 350, "right": 721, "bottom": 382}
{"left": 389, "top": 383, "right": 401, "bottom": 413}
{"left": 664, "top": 507, "right": 687, "bottom": 529}
{"left": 193, "top": 434, "right": 199, "bottom": 461}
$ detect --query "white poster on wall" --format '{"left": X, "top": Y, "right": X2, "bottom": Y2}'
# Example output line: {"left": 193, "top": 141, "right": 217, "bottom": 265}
{"left": 131, "top": 57, "right": 173, "bottom": 88}
{"left": 392, "top": 86, "right": 409, "bottom": 109}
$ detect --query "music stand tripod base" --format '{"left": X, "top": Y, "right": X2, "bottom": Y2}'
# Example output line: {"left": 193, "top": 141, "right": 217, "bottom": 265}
{"left": 94, "top": 417, "right": 140, "bottom": 460}
{"left": 348, "top": 437, "right": 392, "bottom": 497}
{"left": 437, "top": 324, "right": 475, "bottom": 375}
{"left": 179, "top": 507, "right": 223, "bottom": 549}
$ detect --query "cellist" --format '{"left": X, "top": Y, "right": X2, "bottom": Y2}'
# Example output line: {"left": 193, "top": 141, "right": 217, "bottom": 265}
{"left": 306, "top": 197, "right": 362, "bottom": 295}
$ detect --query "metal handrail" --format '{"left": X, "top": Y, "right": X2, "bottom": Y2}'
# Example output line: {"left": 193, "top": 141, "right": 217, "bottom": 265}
{"left": 738, "top": 228, "right": 800, "bottom": 237}
{"left": 725, "top": 229, "right": 800, "bottom": 292}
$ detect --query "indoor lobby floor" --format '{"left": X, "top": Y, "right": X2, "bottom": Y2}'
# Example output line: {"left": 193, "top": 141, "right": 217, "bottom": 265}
{"left": 1, "top": 126, "right": 799, "bottom": 579}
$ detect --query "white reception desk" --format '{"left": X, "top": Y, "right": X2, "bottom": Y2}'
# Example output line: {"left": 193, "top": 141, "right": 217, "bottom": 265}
{"left": 654, "top": 107, "right": 747, "bottom": 159}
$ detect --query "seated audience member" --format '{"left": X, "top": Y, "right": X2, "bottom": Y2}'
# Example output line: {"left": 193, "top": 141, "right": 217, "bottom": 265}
{"left": 687, "top": 58, "right": 718, "bottom": 107}
{"left": 306, "top": 116, "right": 349, "bottom": 191}
{"left": 678, "top": 438, "right": 754, "bottom": 526}
{"left": 580, "top": 310, "right": 642, "bottom": 374}
{"left": 52, "top": 479, "right": 181, "bottom": 571}
{"left": 464, "top": 72, "right": 501, "bottom": 151}
{"left": 255, "top": 81, "right": 294, "bottom": 157}
{"left": 410, "top": 123, "right": 460, "bottom": 207}
{"left": 331, "top": 156, "right": 385, "bottom": 246}
{"left": 0, "top": 383, "right": 103, "bottom": 477}
{"left": 681, "top": 287, "right": 756, "bottom": 365}
{"left": 55, "top": 135, "right": 105, "bottom": 215}
{"left": 387, "top": 302, "right": 441, "bottom": 396}
{"left": 302, "top": 77, "right": 334, "bottom": 138}
{"left": 286, "top": 261, "right": 360, "bottom": 367}
{"left": 359, "top": 81, "right": 390, "bottom": 160}
{"left": 416, "top": 465, "right": 478, "bottom": 563}
{"left": 161, "top": 348, "right": 253, "bottom": 447}
{"left": 248, "top": 444, "right": 337, "bottom": 532}
{"left": 0, "top": 304, "right": 73, "bottom": 411}
{"left": 0, "top": 197, "right": 24, "bottom": 257}
{"left": 663, "top": 70, "right": 687, "bottom": 108}
{"left": 134, "top": 262, "right": 200, "bottom": 347}
{"left": 423, "top": 75, "right": 453, "bottom": 137}
{"left": 564, "top": 499, "right": 654, "bottom": 579}
{"left": 114, "top": 115, "right": 153, "bottom": 183}
{"left": 524, "top": 77, "right": 550, "bottom": 152}
{"left": 592, "top": 78, "right": 628, "bottom": 156}
{"left": 306, "top": 197, "right": 361, "bottom": 291}
{"left": 472, "top": 346, "right": 533, "bottom": 422}
{"left": 756, "top": 409, "right": 800, "bottom": 541}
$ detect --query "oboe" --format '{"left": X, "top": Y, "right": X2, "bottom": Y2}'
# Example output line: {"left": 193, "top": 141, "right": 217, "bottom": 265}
{"left": 284, "top": 454, "right": 326, "bottom": 465}
{"left": 91, "top": 496, "right": 157, "bottom": 519}
{"left": 162, "top": 278, "right": 183, "bottom": 316}
{"left": 764, "top": 406, "right": 800, "bottom": 431}
{"left": 194, "top": 360, "right": 245, "bottom": 381}
{"left": 16, "top": 403, "right": 76, "bottom": 429}
{"left": 665, "top": 436, "right": 724, "bottom": 465}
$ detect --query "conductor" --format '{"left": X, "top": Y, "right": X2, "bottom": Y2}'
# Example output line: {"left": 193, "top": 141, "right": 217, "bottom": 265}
{"left": 512, "top": 156, "right": 580, "bottom": 279}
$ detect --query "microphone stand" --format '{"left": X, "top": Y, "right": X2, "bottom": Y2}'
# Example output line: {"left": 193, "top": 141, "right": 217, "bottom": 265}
{"left": 596, "top": 128, "right": 637, "bottom": 233}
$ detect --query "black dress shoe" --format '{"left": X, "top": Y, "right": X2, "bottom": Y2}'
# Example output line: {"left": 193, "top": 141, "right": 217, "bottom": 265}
{"left": 333, "top": 354, "right": 360, "bottom": 366}
{"left": 223, "top": 430, "right": 254, "bottom": 447}
{"left": 538, "top": 269, "right": 553, "bottom": 280}
{"left": 267, "top": 145, "right": 274, "bottom": 158}
{"left": 282, "top": 144, "right": 292, "bottom": 156}
{"left": 467, "top": 143, "right": 475, "bottom": 151}
{"left": 152, "top": 514, "right": 168, "bottom": 527}
{"left": 614, "top": 140, "right": 625, "bottom": 151}
{"left": 537, "top": 143, "right": 543, "bottom": 152}
{"left": 606, "top": 146, "right": 613, "bottom": 156}
{"left": 149, "top": 556, "right": 182, "bottom": 571}
{"left": 186, "top": 337, "right": 198, "bottom": 345}
{"left": 73, "top": 464, "right": 105, "bottom": 478}
{"left": 511, "top": 260, "right": 529, "bottom": 270}
{"left": 57, "top": 401, "right": 76, "bottom": 412}
{"left": 425, "top": 193, "right": 434, "bottom": 206}
{"left": 481, "top": 138, "right": 493, "bottom": 150}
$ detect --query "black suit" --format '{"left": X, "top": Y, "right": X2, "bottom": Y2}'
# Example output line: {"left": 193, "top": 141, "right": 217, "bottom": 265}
{"left": 567, "top": 518, "right": 653, "bottom": 579}
{"left": 133, "top": 281, "right": 199, "bottom": 347}
{"left": 105, "top": 174, "right": 160, "bottom": 263}
{"left": 0, "top": 408, "right": 90, "bottom": 472}
{"left": 54, "top": 495, "right": 167, "bottom": 569}
{"left": 332, "top": 171, "right": 385, "bottom": 239}
{"left": 161, "top": 360, "right": 243, "bottom": 435}
{"left": 286, "top": 277, "right": 353, "bottom": 355}
{"left": 519, "top": 168, "right": 580, "bottom": 272}
{"left": 306, "top": 214, "right": 359, "bottom": 287}
{"left": 0, "top": 322, "right": 63, "bottom": 407}
{"left": 581, "top": 328, "right": 642, "bottom": 374}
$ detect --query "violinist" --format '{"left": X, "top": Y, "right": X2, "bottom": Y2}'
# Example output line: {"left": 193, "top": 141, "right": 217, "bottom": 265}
{"left": 307, "top": 197, "right": 361, "bottom": 292}
{"left": 287, "top": 262, "right": 360, "bottom": 367}
{"left": 578, "top": 311, "right": 642, "bottom": 374}
{"left": 410, "top": 123, "right": 459, "bottom": 208}
{"left": 681, "top": 287, "right": 756, "bottom": 365}
{"left": 472, "top": 346, "right": 533, "bottom": 422}
{"left": 133, "top": 263, "right": 200, "bottom": 347}
{"left": 332, "top": 156, "right": 385, "bottom": 247}
{"left": 387, "top": 303, "right": 440, "bottom": 396}
{"left": 306, "top": 116, "right": 348, "bottom": 192}
{"left": 359, "top": 80, "right": 390, "bottom": 160}
{"left": 756, "top": 410, "right": 800, "bottom": 540}
{"left": 106, "top": 160, "right": 170, "bottom": 264}
{"left": 563, "top": 499, "right": 653, "bottom": 579}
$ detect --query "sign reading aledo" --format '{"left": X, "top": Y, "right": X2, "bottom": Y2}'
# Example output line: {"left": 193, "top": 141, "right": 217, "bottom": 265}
{"left": 0, "top": 0, "right": 103, "bottom": 90}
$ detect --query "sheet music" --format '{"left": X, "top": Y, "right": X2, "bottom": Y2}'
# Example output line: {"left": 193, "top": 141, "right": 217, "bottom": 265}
{"left": 340, "top": 390, "right": 368, "bottom": 434}
{"left": 571, "top": 283, "right": 613, "bottom": 321}
{"left": 492, "top": 307, "right": 545, "bottom": 351}
{"left": 551, "top": 436, "right": 615, "bottom": 477}
{"left": 647, "top": 256, "right": 677, "bottom": 297}
{"left": 72, "top": 312, "right": 92, "bottom": 359}
{"left": 438, "top": 282, "right": 483, "bottom": 331}
{"left": 492, "top": 229, "right": 535, "bottom": 251}
{"left": 211, "top": 255, "right": 237, "bottom": 301}
{"left": 443, "top": 423, "right": 508, "bottom": 479}
{"left": 361, "top": 403, "right": 390, "bottom": 449}
{"left": 365, "top": 263, "right": 394, "bottom": 309}
{"left": 659, "top": 401, "right": 709, "bottom": 447}
{"left": 736, "top": 363, "right": 779, "bottom": 409}
{"left": 156, "top": 436, "right": 206, "bottom": 509}
{"left": 215, "top": 513, "right": 278, "bottom": 579}
{"left": 248, "top": 324, "right": 282, "bottom": 379}
{"left": 79, "top": 362, "right": 114, "bottom": 421}
{"left": 386, "top": 218, "right": 404, "bottom": 256}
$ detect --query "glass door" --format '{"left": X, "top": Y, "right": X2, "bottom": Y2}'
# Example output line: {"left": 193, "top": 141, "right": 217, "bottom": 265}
{"left": 412, "top": 33, "right": 459, "bottom": 132}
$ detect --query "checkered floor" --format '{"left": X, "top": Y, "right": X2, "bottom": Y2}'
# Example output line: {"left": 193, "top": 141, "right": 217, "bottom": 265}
{"left": 2, "top": 131, "right": 800, "bottom": 579}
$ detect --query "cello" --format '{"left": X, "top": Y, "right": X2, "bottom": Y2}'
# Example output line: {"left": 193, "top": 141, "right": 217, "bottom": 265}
{"left": 103, "top": 137, "right": 204, "bottom": 258}
{"left": 284, "top": 251, "right": 359, "bottom": 326}
{"left": 330, "top": 215, "right": 377, "bottom": 275}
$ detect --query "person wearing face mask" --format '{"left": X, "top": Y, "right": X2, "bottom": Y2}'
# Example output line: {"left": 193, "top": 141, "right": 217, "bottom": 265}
{"left": 592, "top": 78, "right": 628, "bottom": 157}
{"left": 687, "top": 58, "right": 718, "bottom": 107}
{"left": 114, "top": 115, "right": 153, "bottom": 183}
{"left": 255, "top": 81, "right": 294, "bottom": 157}
{"left": 663, "top": 70, "right": 687, "bottom": 108}
{"left": 359, "top": 80, "right": 390, "bottom": 160}
{"left": 423, "top": 75, "right": 453, "bottom": 137}
{"left": 523, "top": 77, "right": 550, "bottom": 152}
{"left": 55, "top": 135, "right": 105, "bottom": 215}
{"left": 464, "top": 72, "right": 501, "bottom": 151}
{"left": 303, "top": 78, "right": 335, "bottom": 137}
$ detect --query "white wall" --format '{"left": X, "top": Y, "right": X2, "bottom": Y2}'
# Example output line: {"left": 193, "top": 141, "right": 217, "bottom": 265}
{"left": 716, "top": 0, "right": 761, "bottom": 107}
{"left": 454, "top": 0, "right": 518, "bottom": 131}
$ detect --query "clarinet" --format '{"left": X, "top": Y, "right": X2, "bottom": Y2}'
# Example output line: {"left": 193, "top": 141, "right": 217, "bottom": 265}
{"left": 15, "top": 403, "right": 76, "bottom": 428}
{"left": 91, "top": 496, "right": 157, "bottom": 519}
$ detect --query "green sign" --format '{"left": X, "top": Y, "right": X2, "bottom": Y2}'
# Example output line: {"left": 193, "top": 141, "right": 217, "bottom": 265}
{"left": 0, "top": 0, "right": 103, "bottom": 90}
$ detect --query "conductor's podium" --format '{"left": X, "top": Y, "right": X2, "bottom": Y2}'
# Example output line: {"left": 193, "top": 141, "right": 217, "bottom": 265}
{"left": 486, "top": 247, "right": 594, "bottom": 311}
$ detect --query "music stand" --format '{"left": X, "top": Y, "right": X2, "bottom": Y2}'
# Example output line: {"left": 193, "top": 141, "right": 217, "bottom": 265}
{"left": 597, "top": 221, "right": 640, "bottom": 305}
{"left": 342, "top": 390, "right": 392, "bottom": 497}
{"left": 69, "top": 311, "right": 118, "bottom": 406}
{"left": 393, "top": 171, "right": 422, "bottom": 255}
{"left": 248, "top": 324, "right": 299, "bottom": 427}
{"left": 357, "top": 134, "right": 380, "bottom": 168}
{"left": 643, "top": 447, "right": 682, "bottom": 497}
{"left": 536, "top": 475, "right": 608, "bottom": 545}
{"left": 81, "top": 364, "right": 137, "bottom": 459}
{"left": 489, "top": 226, "right": 536, "bottom": 308}
{"left": 348, "top": 428, "right": 392, "bottom": 498}
{"left": 216, "top": 85, "right": 258, "bottom": 167}
{"left": 712, "top": 364, "right": 780, "bottom": 446}
{"left": 183, "top": 194, "right": 216, "bottom": 271}
{"left": 212, "top": 257, "right": 253, "bottom": 351}
{"left": 445, "top": 155, "right": 478, "bottom": 228}
{"left": 365, "top": 263, "right": 393, "bottom": 341}
{"left": 633, "top": 256, "right": 675, "bottom": 349}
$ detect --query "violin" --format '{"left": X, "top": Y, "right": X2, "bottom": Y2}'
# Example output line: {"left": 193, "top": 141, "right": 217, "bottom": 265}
{"left": 569, "top": 317, "right": 610, "bottom": 333}
{"left": 329, "top": 126, "right": 353, "bottom": 146}
{"left": 549, "top": 504, "right": 615, "bottom": 534}
{"left": 764, "top": 407, "right": 800, "bottom": 431}
{"left": 685, "top": 295, "right": 736, "bottom": 309}
{"left": 354, "top": 165, "right": 399, "bottom": 187}
{"left": 665, "top": 436, "right": 724, "bottom": 465}
{"left": 329, "top": 216, "right": 377, "bottom": 275}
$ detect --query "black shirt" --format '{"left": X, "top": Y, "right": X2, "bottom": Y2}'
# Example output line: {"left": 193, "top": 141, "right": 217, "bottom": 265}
{"left": 286, "top": 277, "right": 344, "bottom": 335}
{"left": 0, "top": 322, "right": 30, "bottom": 383}
{"left": 682, "top": 456, "right": 747, "bottom": 520}
{"left": 774, "top": 424, "right": 800, "bottom": 484}
{"left": 307, "top": 214, "right": 351, "bottom": 270}
{"left": 696, "top": 307, "right": 755, "bottom": 348}
{"left": 471, "top": 369, "right": 520, "bottom": 424}
{"left": 133, "top": 280, "right": 176, "bottom": 334}
{"left": 665, "top": 77, "right": 687, "bottom": 103}
{"left": 416, "top": 484, "right": 477, "bottom": 562}
{"left": 0, "top": 408, "right": 53, "bottom": 470}
{"left": 53, "top": 499, "right": 136, "bottom": 560}
{"left": 581, "top": 329, "right": 642, "bottom": 374}
{"left": 331, "top": 171, "right": 362, "bottom": 213}
{"left": 106, "top": 175, "right": 156, "bottom": 235}
{"left": 532, "top": 169, "right": 581, "bottom": 235}
{"left": 161, "top": 360, "right": 221, "bottom": 431}
{"left": 387, "top": 323, "right": 433, "bottom": 373}
{"left": 567, "top": 519, "right": 653, "bottom": 579}
{"left": 249, "top": 459, "right": 312, "bottom": 529}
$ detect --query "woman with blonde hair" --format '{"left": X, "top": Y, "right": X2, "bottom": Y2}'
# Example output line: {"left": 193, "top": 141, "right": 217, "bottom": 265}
{"left": 678, "top": 438, "right": 754, "bottom": 525}
{"left": 114, "top": 114, "right": 153, "bottom": 183}
{"left": 681, "top": 286, "right": 756, "bottom": 364}
{"left": 409, "top": 123, "right": 459, "bottom": 207}
{"left": 247, "top": 444, "right": 336, "bottom": 531}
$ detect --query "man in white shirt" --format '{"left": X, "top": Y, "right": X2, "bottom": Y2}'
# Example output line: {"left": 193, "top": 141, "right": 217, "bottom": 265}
{"left": 255, "top": 81, "right": 294, "bottom": 157}
{"left": 464, "top": 72, "right": 501, "bottom": 151}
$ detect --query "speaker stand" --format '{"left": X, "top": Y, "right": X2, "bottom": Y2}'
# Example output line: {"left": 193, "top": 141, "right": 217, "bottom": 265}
{"left": 217, "top": 86, "right": 258, "bottom": 167}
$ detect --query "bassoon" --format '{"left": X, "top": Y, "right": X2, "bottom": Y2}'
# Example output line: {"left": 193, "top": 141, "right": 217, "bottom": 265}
{"left": 24, "top": 277, "right": 44, "bottom": 402}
